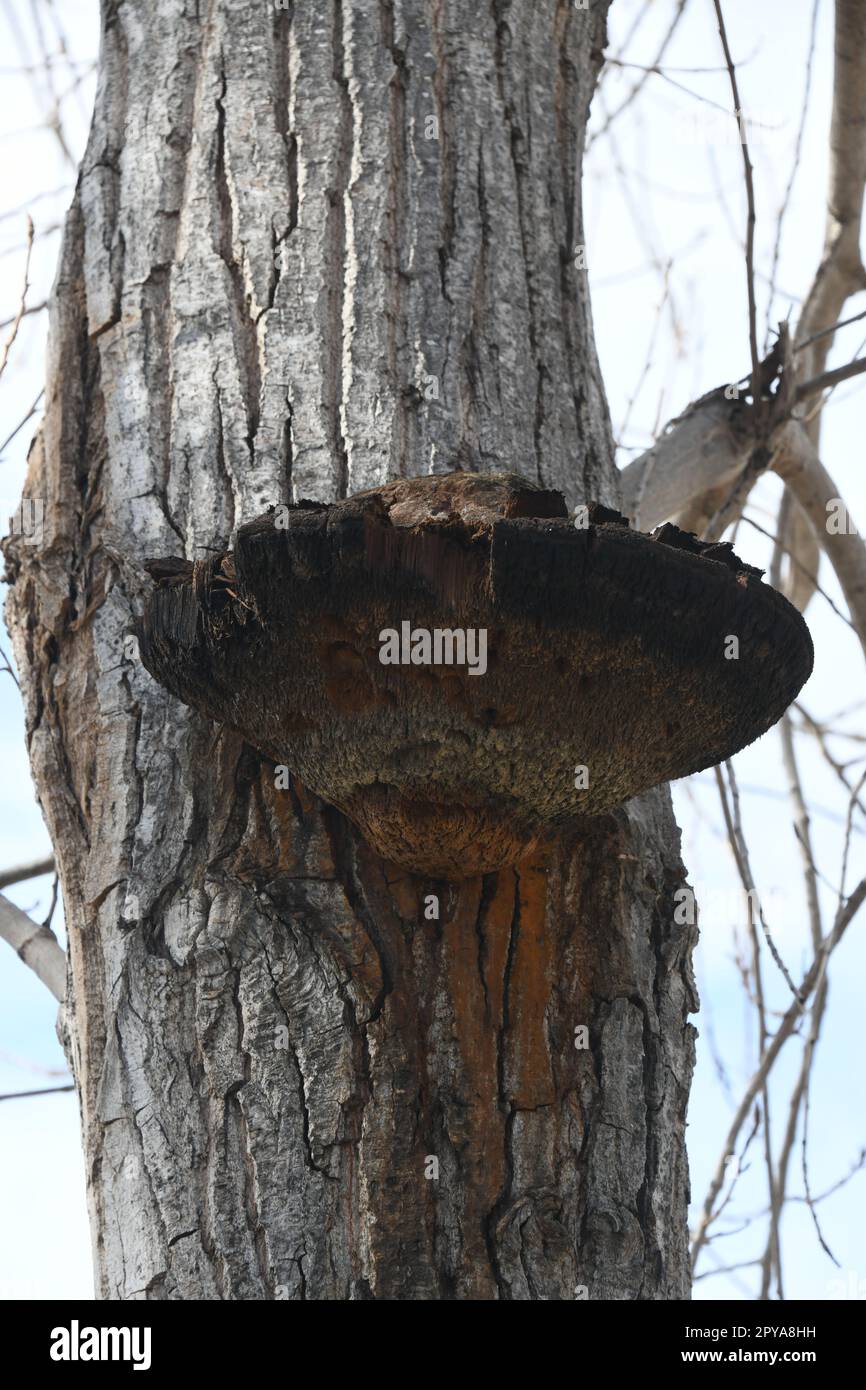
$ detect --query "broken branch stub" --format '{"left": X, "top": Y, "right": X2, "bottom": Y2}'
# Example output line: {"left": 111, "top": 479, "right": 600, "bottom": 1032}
{"left": 137, "top": 472, "right": 813, "bottom": 878}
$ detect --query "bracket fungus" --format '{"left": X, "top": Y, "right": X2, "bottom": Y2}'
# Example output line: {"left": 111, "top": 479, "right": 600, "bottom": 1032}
{"left": 137, "top": 472, "right": 813, "bottom": 878}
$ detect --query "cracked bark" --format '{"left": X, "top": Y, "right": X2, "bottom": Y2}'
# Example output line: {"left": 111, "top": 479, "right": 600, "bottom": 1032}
{"left": 3, "top": 0, "right": 696, "bottom": 1300}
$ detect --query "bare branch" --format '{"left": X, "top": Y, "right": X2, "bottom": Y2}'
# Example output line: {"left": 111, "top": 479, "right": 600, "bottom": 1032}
{"left": 795, "top": 353, "right": 866, "bottom": 402}
{"left": 760, "top": 715, "right": 825, "bottom": 1286}
{"left": 589, "top": 0, "right": 688, "bottom": 148}
{"left": 772, "top": 420, "right": 866, "bottom": 660}
{"left": 796, "top": 0, "right": 866, "bottom": 369}
{"left": 794, "top": 1148, "right": 866, "bottom": 1206}
{"left": 0, "top": 386, "right": 43, "bottom": 455}
{"left": 692, "top": 874, "right": 866, "bottom": 1268}
{"left": 0, "top": 299, "right": 46, "bottom": 332}
{"left": 795, "top": 702, "right": 866, "bottom": 816}
{"left": 694, "top": 1257, "right": 762, "bottom": 1283}
{"left": 764, "top": 0, "right": 821, "bottom": 350}
{"left": 743, "top": 512, "right": 847, "bottom": 627}
{"left": 0, "top": 1084, "right": 74, "bottom": 1103}
{"left": 0, "top": 215, "right": 34, "bottom": 381}
{"left": 800, "top": 1044, "right": 840, "bottom": 1266}
{"left": 0, "top": 855, "right": 55, "bottom": 890}
{"left": 714, "top": 760, "right": 786, "bottom": 1296}
{"left": 0, "top": 636, "right": 19, "bottom": 688}
{"left": 712, "top": 0, "right": 762, "bottom": 422}
{"left": 0, "top": 184, "right": 71, "bottom": 224}
{"left": 716, "top": 763, "right": 792, "bottom": 998}
{"left": 623, "top": 0, "right": 866, "bottom": 564}
{"left": 780, "top": 716, "right": 822, "bottom": 953}
{"left": 795, "top": 306, "right": 866, "bottom": 355}
{"left": 617, "top": 262, "right": 672, "bottom": 443}
{"left": 620, "top": 387, "right": 750, "bottom": 528}
{"left": 0, "top": 893, "right": 66, "bottom": 1001}
{"left": 771, "top": 490, "right": 821, "bottom": 615}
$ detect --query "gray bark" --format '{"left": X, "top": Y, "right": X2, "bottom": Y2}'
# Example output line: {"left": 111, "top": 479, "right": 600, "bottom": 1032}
{"left": 3, "top": 0, "right": 696, "bottom": 1300}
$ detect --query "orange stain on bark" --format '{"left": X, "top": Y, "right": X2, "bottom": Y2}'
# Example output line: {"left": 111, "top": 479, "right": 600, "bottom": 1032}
{"left": 507, "top": 855, "right": 556, "bottom": 1109}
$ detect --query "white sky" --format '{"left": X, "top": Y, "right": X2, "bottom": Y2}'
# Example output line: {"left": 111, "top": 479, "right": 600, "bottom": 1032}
{"left": 0, "top": 0, "right": 863, "bottom": 1301}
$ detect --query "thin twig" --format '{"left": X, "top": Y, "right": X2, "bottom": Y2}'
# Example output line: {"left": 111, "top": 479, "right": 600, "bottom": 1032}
{"left": 0, "top": 1085, "right": 74, "bottom": 1102}
{"left": 764, "top": 0, "right": 820, "bottom": 350}
{"left": 795, "top": 704, "right": 866, "bottom": 819}
{"left": 0, "top": 215, "right": 34, "bottom": 381}
{"left": 0, "top": 386, "right": 43, "bottom": 454}
{"left": 800, "top": 1055, "right": 840, "bottom": 1266}
{"left": 0, "top": 638, "right": 19, "bottom": 688}
{"left": 694, "top": 1257, "right": 762, "bottom": 1282}
{"left": 795, "top": 354, "right": 866, "bottom": 402}
{"left": 715, "top": 762, "right": 801, "bottom": 999}
{"left": 691, "top": 875, "right": 866, "bottom": 1267}
{"left": 739, "top": 514, "right": 856, "bottom": 634}
{"left": 795, "top": 307, "right": 866, "bottom": 354}
{"left": 42, "top": 874, "right": 59, "bottom": 931}
{"left": 712, "top": 0, "right": 762, "bottom": 422}
{"left": 0, "top": 299, "right": 46, "bottom": 331}
{"left": 589, "top": 0, "right": 689, "bottom": 148}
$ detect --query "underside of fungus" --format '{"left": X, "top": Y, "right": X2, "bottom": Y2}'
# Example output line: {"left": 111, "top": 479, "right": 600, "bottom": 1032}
{"left": 137, "top": 472, "right": 813, "bottom": 878}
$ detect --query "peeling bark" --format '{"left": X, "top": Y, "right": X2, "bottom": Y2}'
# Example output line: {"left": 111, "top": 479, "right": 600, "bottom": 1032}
{"left": 3, "top": 0, "right": 697, "bottom": 1300}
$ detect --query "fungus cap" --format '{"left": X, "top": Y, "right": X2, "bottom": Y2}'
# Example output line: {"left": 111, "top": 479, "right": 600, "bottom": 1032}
{"left": 138, "top": 472, "right": 813, "bottom": 877}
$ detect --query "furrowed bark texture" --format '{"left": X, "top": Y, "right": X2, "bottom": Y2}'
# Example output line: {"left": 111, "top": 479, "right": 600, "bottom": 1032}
{"left": 4, "top": 0, "right": 697, "bottom": 1299}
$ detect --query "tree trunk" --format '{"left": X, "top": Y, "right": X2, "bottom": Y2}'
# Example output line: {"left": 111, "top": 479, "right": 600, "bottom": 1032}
{"left": 4, "top": 0, "right": 697, "bottom": 1300}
